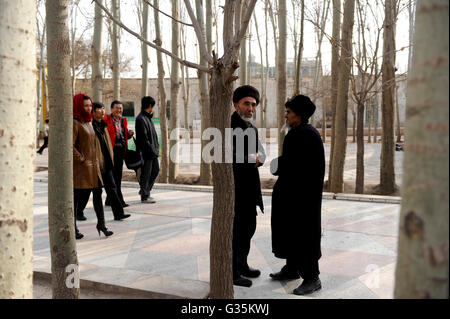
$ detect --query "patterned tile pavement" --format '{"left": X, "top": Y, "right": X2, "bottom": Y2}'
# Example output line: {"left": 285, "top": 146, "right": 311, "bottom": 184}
{"left": 33, "top": 172, "right": 400, "bottom": 299}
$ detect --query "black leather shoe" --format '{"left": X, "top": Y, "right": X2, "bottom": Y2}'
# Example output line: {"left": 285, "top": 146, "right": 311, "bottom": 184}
{"left": 269, "top": 268, "right": 300, "bottom": 281}
{"left": 240, "top": 267, "right": 261, "bottom": 278}
{"left": 122, "top": 203, "right": 130, "bottom": 208}
{"left": 293, "top": 277, "right": 321, "bottom": 295}
{"left": 114, "top": 213, "right": 131, "bottom": 221}
{"left": 233, "top": 276, "right": 252, "bottom": 287}
{"left": 76, "top": 215, "right": 87, "bottom": 221}
{"left": 75, "top": 231, "right": 84, "bottom": 240}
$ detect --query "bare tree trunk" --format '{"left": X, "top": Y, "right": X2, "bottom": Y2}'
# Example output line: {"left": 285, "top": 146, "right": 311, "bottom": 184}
{"left": 352, "top": 106, "right": 356, "bottom": 143}
{"left": 254, "top": 13, "right": 266, "bottom": 128}
{"left": 374, "top": 88, "right": 379, "bottom": 143}
{"left": 91, "top": 0, "right": 104, "bottom": 102}
{"left": 277, "top": 0, "right": 287, "bottom": 156}
{"left": 263, "top": 1, "right": 270, "bottom": 129}
{"left": 394, "top": 0, "right": 449, "bottom": 298}
{"left": 294, "top": 0, "right": 305, "bottom": 94}
{"left": 0, "top": 0, "right": 36, "bottom": 299}
{"left": 112, "top": 0, "right": 120, "bottom": 99}
{"left": 330, "top": 0, "right": 355, "bottom": 194}
{"left": 196, "top": 0, "right": 212, "bottom": 185}
{"left": 154, "top": 0, "right": 168, "bottom": 183}
{"left": 407, "top": 0, "right": 416, "bottom": 72}
{"left": 395, "top": 84, "right": 402, "bottom": 142}
{"left": 141, "top": 0, "right": 149, "bottom": 97}
{"left": 380, "top": 0, "right": 396, "bottom": 194}
{"left": 328, "top": 0, "right": 341, "bottom": 190}
{"left": 368, "top": 99, "right": 372, "bottom": 143}
{"left": 46, "top": 0, "right": 80, "bottom": 299}
{"left": 169, "top": 0, "right": 180, "bottom": 183}
{"left": 239, "top": 2, "right": 248, "bottom": 85}
{"left": 180, "top": 24, "right": 190, "bottom": 130}
{"left": 208, "top": 65, "right": 235, "bottom": 299}
{"left": 355, "top": 100, "right": 365, "bottom": 194}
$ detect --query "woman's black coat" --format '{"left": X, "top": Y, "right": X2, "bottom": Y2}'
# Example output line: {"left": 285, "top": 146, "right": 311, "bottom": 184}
{"left": 270, "top": 123, "right": 325, "bottom": 260}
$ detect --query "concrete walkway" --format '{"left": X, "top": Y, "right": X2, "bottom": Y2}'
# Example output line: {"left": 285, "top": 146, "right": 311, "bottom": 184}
{"left": 33, "top": 170, "right": 400, "bottom": 299}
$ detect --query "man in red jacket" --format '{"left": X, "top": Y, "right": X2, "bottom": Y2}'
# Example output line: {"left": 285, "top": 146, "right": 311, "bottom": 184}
{"left": 104, "top": 100, "right": 134, "bottom": 207}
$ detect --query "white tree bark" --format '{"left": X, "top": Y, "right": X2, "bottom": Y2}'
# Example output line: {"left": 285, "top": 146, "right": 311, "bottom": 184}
{"left": 0, "top": 0, "right": 36, "bottom": 299}
{"left": 140, "top": 0, "right": 149, "bottom": 97}
{"left": 112, "top": 0, "right": 121, "bottom": 100}
{"left": 91, "top": 0, "right": 104, "bottom": 102}
{"left": 277, "top": 0, "right": 287, "bottom": 156}
{"left": 169, "top": 0, "right": 180, "bottom": 183}
{"left": 394, "top": 0, "right": 449, "bottom": 299}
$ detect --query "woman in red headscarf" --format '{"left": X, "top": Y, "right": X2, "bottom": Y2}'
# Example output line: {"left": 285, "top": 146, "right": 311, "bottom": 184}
{"left": 73, "top": 93, "right": 113, "bottom": 239}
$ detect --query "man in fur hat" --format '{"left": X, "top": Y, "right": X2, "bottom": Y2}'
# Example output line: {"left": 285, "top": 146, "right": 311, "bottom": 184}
{"left": 231, "top": 85, "right": 266, "bottom": 287}
{"left": 269, "top": 94, "right": 325, "bottom": 296}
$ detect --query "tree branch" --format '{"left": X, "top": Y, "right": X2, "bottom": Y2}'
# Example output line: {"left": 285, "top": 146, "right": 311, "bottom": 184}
{"left": 92, "top": 0, "right": 210, "bottom": 73}
{"left": 232, "top": 0, "right": 257, "bottom": 46}
{"left": 143, "top": 0, "right": 193, "bottom": 27}
{"left": 183, "top": 0, "right": 214, "bottom": 65}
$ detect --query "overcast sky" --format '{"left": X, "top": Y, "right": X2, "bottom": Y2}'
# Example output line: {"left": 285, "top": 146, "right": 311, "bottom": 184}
{"left": 45, "top": 0, "right": 412, "bottom": 79}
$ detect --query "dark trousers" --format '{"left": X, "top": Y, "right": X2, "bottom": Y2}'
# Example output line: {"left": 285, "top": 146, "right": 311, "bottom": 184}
{"left": 286, "top": 256, "right": 320, "bottom": 280}
{"left": 73, "top": 187, "right": 106, "bottom": 232}
{"left": 37, "top": 136, "right": 48, "bottom": 153}
{"left": 232, "top": 207, "right": 257, "bottom": 278}
{"left": 102, "top": 169, "right": 125, "bottom": 219}
{"left": 106, "top": 144, "right": 125, "bottom": 205}
{"left": 139, "top": 157, "right": 160, "bottom": 199}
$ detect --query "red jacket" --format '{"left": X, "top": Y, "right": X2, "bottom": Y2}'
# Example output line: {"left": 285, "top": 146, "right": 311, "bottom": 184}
{"left": 103, "top": 114, "right": 132, "bottom": 155}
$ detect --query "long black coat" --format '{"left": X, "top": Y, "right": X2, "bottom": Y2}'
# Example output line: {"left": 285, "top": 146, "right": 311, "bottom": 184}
{"left": 271, "top": 123, "right": 325, "bottom": 260}
{"left": 231, "top": 111, "right": 266, "bottom": 214}
{"left": 135, "top": 111, "right": 159, "bottom": 160}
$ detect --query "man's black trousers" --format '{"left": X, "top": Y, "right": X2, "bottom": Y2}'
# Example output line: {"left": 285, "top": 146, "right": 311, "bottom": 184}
{"left": 232, "top": 207, "right": 257, "bottom": 278}
{"left": 139, "top": 157, "right": 160, "bottom": 200}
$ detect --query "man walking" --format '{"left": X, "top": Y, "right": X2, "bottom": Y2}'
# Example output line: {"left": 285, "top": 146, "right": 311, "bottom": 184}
{"left": 37, "top": 119, "right": 49, "bottom": 155}
{"left": 104, "top": 100, "right": 134, "bottom": 207}
{"left": 135, "top": 96, "right": 160, "bottom": 203}
{"left": 269, "top": 94, "right": 325, "bottom": 296}
{"left": 231, "top": 85, "right": 266, "bottom": 287}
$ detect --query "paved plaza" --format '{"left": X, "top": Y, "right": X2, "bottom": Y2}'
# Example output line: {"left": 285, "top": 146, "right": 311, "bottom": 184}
{"left": 33, "top": 168, "right": 401, "bottom": 299}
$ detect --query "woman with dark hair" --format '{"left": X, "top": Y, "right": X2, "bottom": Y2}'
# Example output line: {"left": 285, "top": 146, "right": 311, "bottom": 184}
{"left": 73, "top": 93, "right": 113, "bottom": 239}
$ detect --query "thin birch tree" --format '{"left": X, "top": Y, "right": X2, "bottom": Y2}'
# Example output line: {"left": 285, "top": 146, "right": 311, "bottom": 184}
{"left": 328, "top": 0, "right": 341, "bottom": 189}
{"left": 379, "top": 0, "right": 397, "bottom": 194}
{"left": 153, "top": 0, "right": 169, "bottom": 183}
{"left": 169, "top": 0, "right": 181, "bottom": 183}
{"left": 0, "top": 0, "right": 36, "bottom": 299}
{"left": 277, "top": 0, "right": 287, "bottom": 155}
{"left": 112, "top": 0, "right": 121, "bottom": 100}
{"left": 91, "top": 0, "right": 104, "bottom": 102}
{"left": 330, "top": 0, "right": 355, "bottom": 193}
{"left": 394, "top": 0, "right": 448, "bottom": 298}
{"left": 46, "top": 0, "right": 79, "bottom": 299}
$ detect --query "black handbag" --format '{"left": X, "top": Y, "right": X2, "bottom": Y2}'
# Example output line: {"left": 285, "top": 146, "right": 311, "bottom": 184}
{"left": 125, "top": 138, "right": 144, "bottom": 170}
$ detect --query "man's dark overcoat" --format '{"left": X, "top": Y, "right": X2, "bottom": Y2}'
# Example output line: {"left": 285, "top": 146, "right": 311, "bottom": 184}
{"left": 231, "top": 111, "right": 265, "bottom": 214}
{"left": 271, "top": 123, "right": 325, "bottom": 261}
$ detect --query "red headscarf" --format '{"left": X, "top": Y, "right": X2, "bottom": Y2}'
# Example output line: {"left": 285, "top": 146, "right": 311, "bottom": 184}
{"left": 73, "top": 93, "right": 93, "bottom": 122}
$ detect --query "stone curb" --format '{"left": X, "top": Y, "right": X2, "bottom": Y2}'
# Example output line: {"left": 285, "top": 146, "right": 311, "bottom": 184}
{"left": 33, "top": 267, "right": 210, "bottom": 299}
{"left": 33, "top": 177, "right": 401, "bottom": 204}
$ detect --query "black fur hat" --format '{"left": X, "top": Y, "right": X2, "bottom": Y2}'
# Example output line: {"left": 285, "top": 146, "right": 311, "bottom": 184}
{"left": 232, "top": 85, "right": 260, "bottom": 105}
{"left": 285, "top": 94, "right": 316, "bottom": 122}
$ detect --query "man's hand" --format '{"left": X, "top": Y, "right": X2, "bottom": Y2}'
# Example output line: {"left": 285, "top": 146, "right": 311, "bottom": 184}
{"left": 128, "top": 129, "right": 134, "bottom": 138}
{"left": 249, "top": 154, "right": 260, "bottom": 167}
